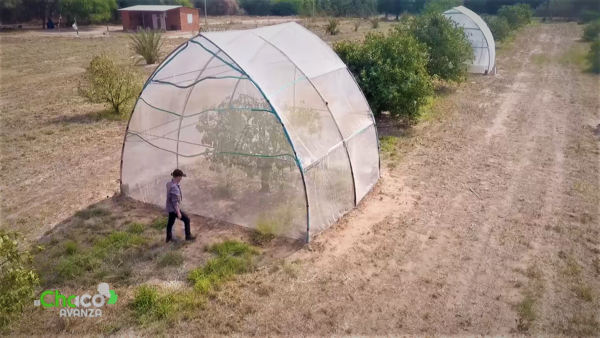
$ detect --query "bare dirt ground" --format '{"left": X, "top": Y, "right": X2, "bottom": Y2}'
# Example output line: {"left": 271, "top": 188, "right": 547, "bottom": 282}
{"left": 164, "top": 22, "right": 597, "bottom": 337}
{"left": 1, "top": 20, "right": 599, "bottom": 337}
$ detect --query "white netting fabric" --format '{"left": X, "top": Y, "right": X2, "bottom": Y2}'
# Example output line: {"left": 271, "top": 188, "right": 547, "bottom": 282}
{"left": 444, "top": 6, "right": 496, "bottom": 74}
{"left": 121, "top": 22, "right": 380, "bottom": 240}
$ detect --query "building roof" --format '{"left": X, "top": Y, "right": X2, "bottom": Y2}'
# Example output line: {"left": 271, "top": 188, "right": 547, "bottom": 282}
{"left": 118, "top": 5, "right": 181, "bottom": 12}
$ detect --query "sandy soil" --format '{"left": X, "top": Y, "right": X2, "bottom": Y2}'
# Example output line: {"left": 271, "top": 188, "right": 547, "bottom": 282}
{"left": 162, "top": 22, "right": 598, "bottom": 337}
{"left": 1, "top": 20, "right": 599, "bottom": 337}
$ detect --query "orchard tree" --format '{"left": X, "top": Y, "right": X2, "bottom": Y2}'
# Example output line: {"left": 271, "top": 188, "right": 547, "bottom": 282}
{"left": 59, "top": 0, "right": 117, "bottom": 22}
{"left": 409, "top": 11, "right": 473, "bottom": 82}
{"left": 0, "top": 231, "right": 40, "bottom": 329}
{"left": 196, "top": 93, "right": 321, "bottom": 194}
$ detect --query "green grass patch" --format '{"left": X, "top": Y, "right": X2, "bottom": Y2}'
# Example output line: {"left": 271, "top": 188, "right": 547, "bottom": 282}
{"left": 54, "top": 230, "right": 150, "bottom": 283}
{"left": 417, "top": 96, "right": 441, "bottom": 123}
{"left": 517, "top": 295, "right": 536, "bottom": 322}
{"left": 150, "top": 216, "right": 168, "bottom": 230}
{"left": 64, "top": 240, "right": 78, "bottom": 255}
{"left": 158, "top": 251, "right": 184, "bottom": 268}
{"left": 188, "top": 240, "right": 259, "bottom": 294}
{"left": 379, "top": 136, "right": 399, "bottom": 156}
{"left": 128, "top": 222, "right": 145, "bottom": 234}
{"left": 560, "top": 44, "right": 589, "bottom": 70}
{"left": 575, "top": 283, "right": 594, "bottom": 302}
{"left": 131, "top": 285, "right": 205, "bottom": 325}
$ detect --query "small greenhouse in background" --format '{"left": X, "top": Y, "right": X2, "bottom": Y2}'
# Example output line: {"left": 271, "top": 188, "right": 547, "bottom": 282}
{"left": 444, "top": 6, "right": 496, "bottom": 75}
{"left": 120, "top": 22, "right": 380, "bottom": 242}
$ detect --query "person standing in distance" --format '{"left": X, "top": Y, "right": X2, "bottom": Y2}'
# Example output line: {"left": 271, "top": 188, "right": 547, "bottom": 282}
{"left": 166, "top": 169, "right": 196, "bottom": 243}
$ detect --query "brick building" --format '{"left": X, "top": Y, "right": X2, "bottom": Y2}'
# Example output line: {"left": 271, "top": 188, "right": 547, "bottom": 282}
{"left": 119, "top": 5, "right": 199, "bottom": 32}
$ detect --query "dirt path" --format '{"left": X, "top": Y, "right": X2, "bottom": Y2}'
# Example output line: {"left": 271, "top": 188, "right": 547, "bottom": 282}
{"left": 171, "top": 22, "right": 600, "bottom": 337}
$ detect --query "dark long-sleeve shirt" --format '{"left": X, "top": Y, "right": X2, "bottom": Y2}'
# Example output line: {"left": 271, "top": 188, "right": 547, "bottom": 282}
{"left": 166, "top": 180, "right": 182, "bottom": 213}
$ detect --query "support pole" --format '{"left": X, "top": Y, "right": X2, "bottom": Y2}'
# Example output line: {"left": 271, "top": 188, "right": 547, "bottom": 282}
{"left": 204, "top": 0, "right": 208, "bottom": 26}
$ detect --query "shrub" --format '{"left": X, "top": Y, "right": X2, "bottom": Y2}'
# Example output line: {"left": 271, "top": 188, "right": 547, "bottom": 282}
{"left": 581, "top": 9, "right": 600, "bottom": 23}
{"left": 587, "top": 39, "right": 600, "bottom": 73}
{"left": 423, "top": 0, "right": 463, "bottom": 14}
{"left": 79, "top": 54, "right": 143, "bottom": 115}
{"left": 409, "top": 12, "right": 473, "bottom": 83}
{"left": 197, "top": 0, "right": 239, "bottom": 15}
{"left": 129, "top": 28, "right": 164, "bottom": 65}
{"left": 498, "top": 3, "right": 533, "bottom": 30}
{"left": 0, "top": 231, "right": 40, "bottom": 329}
{"left": 64, "top": 240, "right": 78, "bottom": 255}
{"left": 240, "top": 0, "right": 271, "bottom": 15}
{"left": 483, "top": 15, "right": 512, "bottom": 42}
{"left": 334, "top": 31, "right": 433, "bottom": 119}
{"left": 271, "top": 0, "right": 298, "bottom": 15}
{"left": 128, "top": 222, "right": 145, "bottom": 234}
{"left": 325, "top": 17, "right": 341, "bottom": 35}
{"left": 583, "top": 19, "right": 600, "bottom": 41}
{"left": 369, "top": 17, "right": 380, "bottom": 28}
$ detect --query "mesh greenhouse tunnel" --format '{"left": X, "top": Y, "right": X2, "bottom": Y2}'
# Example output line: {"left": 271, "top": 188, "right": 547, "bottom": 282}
{"left": 120, "top": 22, "right": 380, "bottom": 242}
{"left": 443, "top": 6, "right": 496, "bottom": 75}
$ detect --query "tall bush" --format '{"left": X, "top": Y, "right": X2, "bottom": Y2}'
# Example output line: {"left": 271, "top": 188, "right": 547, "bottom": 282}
{"left": 334, "top": 31, "right": 433, "bottom": 119}
{"left": 409, "top": 12, "right": 473, "bottom": 83}
{"left": 498, "top": 3, "right": 534, "bottom": 30}
{"left": 0, "top": 231, "right": 40, "bottom": 329}
{"left": 583, "top": 19, "right": 600, "bottom": 41}
{"left": 422, "top": 0, "right": 463, "bottom": 14}
{"left": 483, "top": 15, "right": 512, "bottom": 42}
{"left": 79, "top": 54, "right": 143, "bottom": 115}
{"left": 587, "top": 39, "right": 600, "bottom": 73}
{"left": 240, "top": 0, "right": 272, "bottom": 15}
{"left": 130, "top": 28, "right": 164, "bottom": 65}
{"left": 581, "top": 9, "right": 600, "bottom": 23}
{"left": 196, "top": 0, "right": 239, "bottom": 15}
{"left": 271, "top": 0, "right": 298, "bottom": 15}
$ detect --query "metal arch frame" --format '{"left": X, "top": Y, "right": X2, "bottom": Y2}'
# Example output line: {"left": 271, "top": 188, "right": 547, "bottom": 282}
{"left": 119, "top": 40, "right": 190, "bottom": 194}
{"left": 193, "top": 36, "right": 313, "bottom": 244}
{"left": 253, "top": 35, "right": 358, "bottom": 209}
{"left": 445, "top": 8, "right": 493, "bottom": 74}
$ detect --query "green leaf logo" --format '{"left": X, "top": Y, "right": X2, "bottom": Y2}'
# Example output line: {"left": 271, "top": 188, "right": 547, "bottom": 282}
{"left": 107, "top": 290, "right": 118, "bottom": 305}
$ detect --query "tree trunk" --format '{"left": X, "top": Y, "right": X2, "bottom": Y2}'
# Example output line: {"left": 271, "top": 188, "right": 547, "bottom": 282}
{"left": 543, "top": 0, "right": 551, "bottom": 22}
{"left": 43, "top": 1, "right": 49, "bottom": 29}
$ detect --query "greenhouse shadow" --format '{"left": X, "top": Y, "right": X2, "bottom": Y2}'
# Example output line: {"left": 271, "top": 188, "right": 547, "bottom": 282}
{"left": 36, "top": 194, "right": 304, "bottom": 288}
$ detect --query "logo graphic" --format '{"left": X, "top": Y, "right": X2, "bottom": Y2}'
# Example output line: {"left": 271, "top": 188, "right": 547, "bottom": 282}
{"left": 34, "top": 283, "right": 118, "bottom": 317}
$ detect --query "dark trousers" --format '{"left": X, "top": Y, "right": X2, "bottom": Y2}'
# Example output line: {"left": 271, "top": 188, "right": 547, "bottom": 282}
{"left": 167, "top": 211, "right": 191, "bottom": 240}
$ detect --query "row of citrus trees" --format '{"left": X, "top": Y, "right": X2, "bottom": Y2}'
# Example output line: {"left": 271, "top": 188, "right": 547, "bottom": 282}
{"left": 582, "top": 19, "right": 600, "bottom": 73}
{"left": 334, "top": 3, "right": 534, "bottom": 121}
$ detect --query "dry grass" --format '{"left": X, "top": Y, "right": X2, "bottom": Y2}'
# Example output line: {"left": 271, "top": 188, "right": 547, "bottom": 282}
{"left": 1, "top": 19, "right": 599, "bottom": 338}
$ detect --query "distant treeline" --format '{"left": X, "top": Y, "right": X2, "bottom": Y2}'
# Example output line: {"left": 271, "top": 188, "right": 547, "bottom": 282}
{"left": 1, "top": 0, "right": 598, "bottom": 24}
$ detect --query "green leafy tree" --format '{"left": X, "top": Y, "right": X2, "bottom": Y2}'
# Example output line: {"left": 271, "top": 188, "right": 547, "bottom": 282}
{"left": 334, "top": 30, "right": 433, "bottom": 119}
{"left": 497, "top": 3, "right": 533, "bottom": 29}
{"left": 422, "top": 0, "right": 462, "bottom": 14}
{"left": 483, "top": 14, "right": 512, "bottom": 42}
{"left": 587, "top": 38, "right": 600, "bottom": 73}
{"left": 79, "top": 54, "right": 143, "bottom": 115}
{"left": 195, "top": 94, "right": 320, "bottom": 193}
{"left": 583, "top": 19, "right": 600, "bottom": 41}
{"left": 409, "top": 12, "right": 473, "bottom": 82}
{"left": 59, "top": 0, "right": 117, "bottom": 22}
{"left": 0, "top": 231, "right": 40, "bottom": 329}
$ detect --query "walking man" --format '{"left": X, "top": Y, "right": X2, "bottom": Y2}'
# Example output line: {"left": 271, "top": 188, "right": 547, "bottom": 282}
{"left": 166, "top": 169, "right": 196, "bottom": 243}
